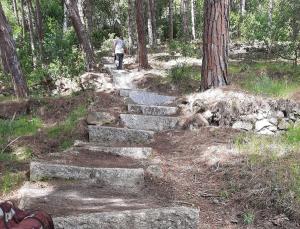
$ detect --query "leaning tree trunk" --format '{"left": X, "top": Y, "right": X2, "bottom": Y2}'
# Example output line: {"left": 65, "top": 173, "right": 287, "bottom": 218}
{"left": 64, "top": 0, "right": 96, "bottom": 71}
{"left": 201, "top": 0, "right": 229, "bottom": 90}
{"left": 84, "top": 0, "right": 93, "bottom": 36}
{"left": 191, "top": 0, "right": 196, "bottom": 40}
{"left": 135, "top": 0, "right": 149, "bottom": 69}
{"left": 35, "top": 0, "right": 44, "bottom": 64}
{"left": 168, "top": 0, "right": 174, "bottom": 40}
{"left": 0, "top": 3, "right": 29, "bottom": 98}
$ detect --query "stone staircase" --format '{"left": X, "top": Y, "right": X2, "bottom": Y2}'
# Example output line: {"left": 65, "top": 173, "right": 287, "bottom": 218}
{"left": 19, "top": 65, "right": 199, "bottom": 228}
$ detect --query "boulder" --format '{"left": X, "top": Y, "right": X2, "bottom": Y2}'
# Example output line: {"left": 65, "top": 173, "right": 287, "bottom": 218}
{"left": 232, "top": 121, "right": 253, "bottom": 131}
{"left": 255, "top": 119, "right": 272, "bottom": 132}
{"left": 278, "top": 119, "right": 290, "bottom": 130}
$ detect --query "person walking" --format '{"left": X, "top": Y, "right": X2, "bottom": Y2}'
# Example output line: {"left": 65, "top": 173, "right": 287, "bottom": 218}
{"left": 113, "top": 35, "right": 127, "bottom": 70}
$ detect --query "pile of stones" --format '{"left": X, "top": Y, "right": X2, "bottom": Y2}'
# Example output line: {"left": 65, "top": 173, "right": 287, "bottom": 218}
{"left": 184, "top": 89, "right": 300, "bottom": 135}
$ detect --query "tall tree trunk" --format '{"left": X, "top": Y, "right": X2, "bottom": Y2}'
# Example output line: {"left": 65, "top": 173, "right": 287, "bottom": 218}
{"left": 201, "top": 0, "right": 229, "bottom": 90}
{"left": 181, "top": 0, "right": 190, "bottom": 40}
{"left": 0, "top": 3, "right": 29, "bottom": 98}
{"left": 64, "top": 0, "right": 96, "bottom": 71}
{"left": 63, "top": 0, "right": 68, "bottom": 33}
{"left": 13, "top": 0, "right": 21, "bottom": 26}
{"left": 135, "top": 0, "right": 149, "bottom": 69}
{"left": 21, "top": 0, "right": 26, "bottom": 39}
{"left": 150, "top": 0, "right": 157, "bottom": 45}
{"left": 240, "top": 0, "right": 246, "bottom": 17}
{"left": 191, "top": 0, "right": 196, "bottom": 40}
{"left": 26, "top": 0, "right": 37, "bottom": 67}
{"left": 35, "top": 0, "right": 44, "bottom": 63}
{"left": 268, "top": 0, "right": 274, "bottom": 29}
{"left": 168, "top": 0, "right": 174, "bottom": 40}
{"left": 84, "top": 0, "right": 93, "bottom": 36}
{"left": 147, "top": 0, "right": 153, "bottom": 46}
{"left": 77, "top": 0, "right": 85, "bottom": 26}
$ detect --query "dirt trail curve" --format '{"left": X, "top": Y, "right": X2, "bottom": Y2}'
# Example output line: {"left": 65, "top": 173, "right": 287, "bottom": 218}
{"left": 18, "top": 60, "right": 200, "bottom": 228}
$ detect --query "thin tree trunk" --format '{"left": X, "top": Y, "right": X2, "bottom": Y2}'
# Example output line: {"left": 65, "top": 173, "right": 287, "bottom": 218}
{"left": 181, "top": 0, "right": 189, "bottom": 40}
{"left": 147, "top": 0, "right": 153, "bottom": 46}
{"left": 168, "top": 0, "right": 174, "bottom": 40}
{"left": 268, "top": 0, "right": 274, "bottom": 29}
{"left": 26, "top": 0, "right": 37, "bottom": 67}
{"left": 240, "top": 0, "right": 246, "bottom": 17}
{"left": 127, "top": 0, "right": 136, "bottom": 55}
{"left": 64, "top": 0, "right": 96, "bottom": 71}
{"left": 84, "top": 0, "right": 93, "bottom": 36}
{"left": 35, "top": 0, "right": 44, "bottom": 63}
{"left": 150, "top": 0, "right": 157, "bottom": 45}
{"left": 77, "top": 0, "right": 85, "bottom": 26}
{"left": 201, "top": 0, "right": 229, "bottom": 90}
{"left": 21, "top": 0, "right": 26, "bottom": 38}
{"left": 191, "top": 0, "right": 196, "bottom": 40}
{"left": 63, "top": 0, "right": 68, "bottom": 33}
{"left": 0, "top": 3, "right": 29, "bottom": 98}
{"left": 135, "top": 0, "right": 149, "bottom": 69}
{"left": 13, "top": 0, "right": 21, "bottom": 26}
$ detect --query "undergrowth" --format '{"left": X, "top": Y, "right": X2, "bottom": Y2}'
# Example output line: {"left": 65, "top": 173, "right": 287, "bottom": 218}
{"left": 231, "top": 126, "right": 300, "bottom": 222}
{"left": 229, "top": 62, "right": 300, "bottom": 98}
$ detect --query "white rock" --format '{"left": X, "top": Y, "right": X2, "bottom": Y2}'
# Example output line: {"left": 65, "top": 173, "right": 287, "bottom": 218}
{"left": 255, "top": 119, "right": 272, "bottom": 131}
{"left": 276, "top": 111, "right": 285, "bottom": 119}
{"left": 232, "top": 121, "right": 253, "bottom": 131}
{"left": 278, "top": 120, "right": 290, "bottom": 130}
{"left": 258, "top": 129, "right": 275, "bottom": 135}
{"left": 269, "top": 118, "right": 278, "bottom": 126}
{"left": 202, "top": 110, "right": 213, "bottom": 121}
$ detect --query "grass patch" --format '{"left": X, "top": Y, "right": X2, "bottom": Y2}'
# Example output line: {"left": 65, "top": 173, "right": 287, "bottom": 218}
{"left": 0, "top": 172, "right": 25, "bottom": 194}
{"left": 167, "top": 64, "right": 201, "bottom": 93}
{"left": 0, "top": 117, "right": 42, "bottom": 153}
{"left": 229, "top": 62, "right": 300, "bottom": 98}
{"left": 47, "top": 105, "right": 87, "bottom": 138}
{"left": 231, "top": 127, "right": 300, "bottom": 222}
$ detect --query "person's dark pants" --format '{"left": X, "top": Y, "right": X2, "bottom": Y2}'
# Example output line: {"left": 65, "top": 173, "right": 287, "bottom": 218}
{"left": 116, "top": 53, "right": 124, "bottom": 70}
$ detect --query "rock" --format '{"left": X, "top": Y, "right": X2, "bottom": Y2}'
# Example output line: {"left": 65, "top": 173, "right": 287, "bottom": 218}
{"left": 289, "top": 113, "right": 296, "bottom": 121}
{"left": 87, "top": 112, "right": 116, "bottom": 125}
{"left": 232, "top": 121, "right": 253, "bottom": 131}
{"left": 294, "top": 119, "right": 300, "bottom": 128}
{"left": 120, "top": 114, "right": 179, "bottom": 132}
{"left": 258, "top": 129, "right": 275, "bottom": 135}
{"left": 240, "top": 114, "right": 257, "bottom": 123}
{"left": 74, "top": 141, "right": 153, "bottom": 159}
{"left": 127, "top": 90, "right": 176, "bottom": 106}
{"left": 128, "top": 104, "right": 178, "bottom": 116}
{"left": 194, "top": 113, "right": 209, "bottom": 127}
{"left": 54, "top": 207, "right": 200, "bottom": 229}
{"left": 146, "top": 165, "right": 164, "bottom": 179}
{"left": 30, "top": 162, "right": 144, "bottom": 192}
{"left": 278, "top": 119, "right": 290, "bottom": 130}
{"left": 192, "top": 99, "right": 206, "bottom": 113}
{"left": 267, "top": 125, "right": 277, "bottom": 132}
{"left": 255, "top": 119, "right": 272, "bottom": 132}
{"left": 269, "top": 117, "right": 278, "bottom": 126}
{"left": 276, "top": 111, "right": 285, "bottom": 119}
{"left": 202, "top": 110, "right": 213, "bottom": 121}
{"left": 89, "top": 126, "right": 154, "bottom": 146}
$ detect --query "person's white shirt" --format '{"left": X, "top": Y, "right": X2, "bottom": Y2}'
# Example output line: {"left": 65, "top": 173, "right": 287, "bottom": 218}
{"left": 114, "top": 38, "right": 126, "bottom": 54}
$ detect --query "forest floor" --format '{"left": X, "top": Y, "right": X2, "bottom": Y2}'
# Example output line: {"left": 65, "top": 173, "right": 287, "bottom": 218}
{"left": 1, "top": 51, "right": 300, "bottom": 228}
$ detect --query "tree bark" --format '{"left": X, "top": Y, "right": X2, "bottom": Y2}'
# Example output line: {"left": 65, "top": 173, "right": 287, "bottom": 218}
{"left": 150, "top": 0, "right": 157, "bottom": 45}
{"left": 268, "top": 0, "right": 274, "bottom": 29}
{"left": 13, "top": 0, "right": 21, "bottom": 26}
{"left": 147, "top": 0, "right": 153, "bottom": 46}
{"left": 64, "top": 0, "right": 96, "bottom": 71}
{"left": 0, "top": 3, "right": 29, "bottom": 98}
{"left": 135, "top": 0, "right": 149, "bottom": 69}
{"left": 240, "top": 0, "right": 246, "bottom": 17}
{"left": 84, "top": 0, "right": 93, "bottom": 36}
{"left": 191, "top": 0, "right": 196, "bottom": 40}
{"left": 168, "top": 0, "right": 174, "bottom": 40}
{"left": 35, "top": 0, "right": 44, "bottom": 63}
{"left": 26, "top": 0, "right": 37, "bottom": 67}
{"left": 63, "top": 0, "right": 68, "bottom": 33}
{"left": 201, "top": 0, "right": 229, "bottom": 90}
{"left": 181, "top": 0, "right": 190, "bottom": 40}
{"left": 127, "top": 0, "right": 136, "bottom": 55}
{"left": 21, "top": 0, "right": 26, "bottom": 38}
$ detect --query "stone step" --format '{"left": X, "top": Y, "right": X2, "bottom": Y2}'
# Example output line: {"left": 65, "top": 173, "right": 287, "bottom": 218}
{"left": 121, "top": 89, "right": 177, "bottom": 106}
{"left": 74, "top": 140, "right": 153, "bottom": 159}
{"left": 89, "top": 126, "right": 155, "bottom": 146}
{"left": 19, "top": 182, "right": 199, "bottom": 229}
{"left": 54, "top": 207, "right": 199, "bottom": 229}
{"left": 30, "top": 161, "right": 144, "bottom": 192}
{"left": 128, "top": 104, "right": 179, "bottom": 116}
{"left": 120, "top": 114, "right": 179, "bottom": 132}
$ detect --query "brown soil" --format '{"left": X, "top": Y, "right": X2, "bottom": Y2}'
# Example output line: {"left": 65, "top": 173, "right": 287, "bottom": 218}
{"left": 148, "top": 128, "right": 300, "bottom": 228}
{"left": 39, "top": 149, "right": 143, "bottom": 168}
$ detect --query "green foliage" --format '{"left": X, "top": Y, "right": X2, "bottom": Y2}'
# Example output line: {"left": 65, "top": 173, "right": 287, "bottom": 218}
{"left": 0, "top": 172, "right": 24, "bottom": 194}
{"left": 243, "top": 211, "right": 255, "bottom": 225}
{"left": 168, "top": 40, "right": 200, "bottom": 57}
{"left": 0, "top": 117, "right": 42, "bottom": 152}
{"left": 284, "top": 126, "right": 300, "bottom": 145}
{"left": 47, "top": 105, "right": 87, "bottom": 138}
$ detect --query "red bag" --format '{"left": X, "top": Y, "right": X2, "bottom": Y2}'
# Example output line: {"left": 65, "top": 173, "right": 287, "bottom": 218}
{"left": 0, "top": 201, "right": 54, "bottom": 229}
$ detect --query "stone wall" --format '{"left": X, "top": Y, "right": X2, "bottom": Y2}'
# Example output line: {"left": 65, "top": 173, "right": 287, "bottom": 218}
{"left": 183, "top": 89, "right": 300, "bottom": 135}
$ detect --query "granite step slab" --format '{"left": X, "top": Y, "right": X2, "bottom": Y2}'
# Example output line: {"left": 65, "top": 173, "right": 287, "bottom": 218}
{"left": 128, "top": 104, "right": 179, "bottom": 116}
{"left": 120, "top": 114, "right": 179, "bottom": 132}
{"left": 30, "top": 161, "right": 144, "bottom": 192}
{"left": 74, "top": 140, "right": 153, "bottom": 159}
{"left": 88, "top": 126, "right": 155, "bottom": 146}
